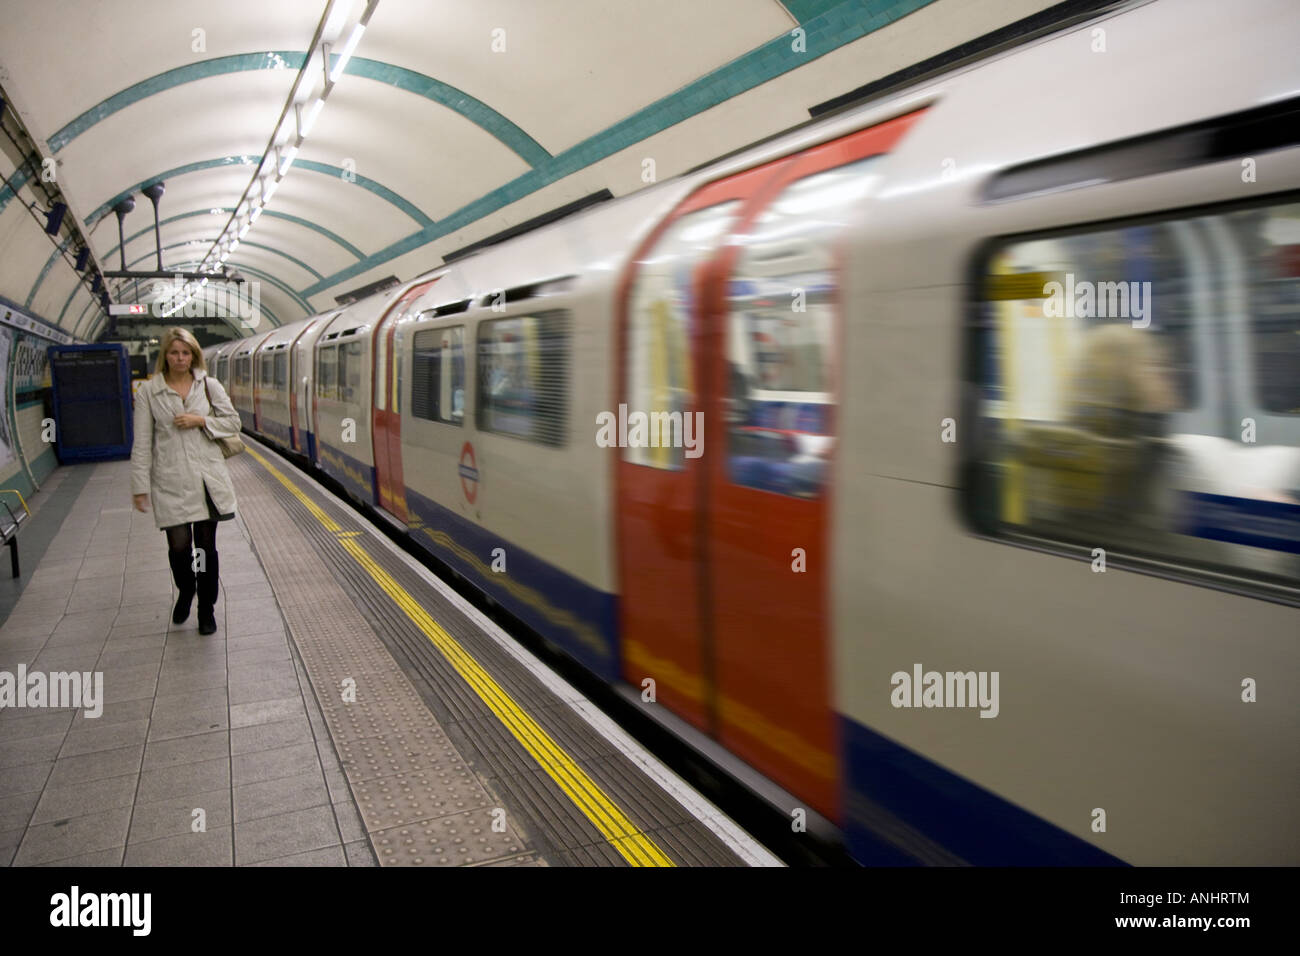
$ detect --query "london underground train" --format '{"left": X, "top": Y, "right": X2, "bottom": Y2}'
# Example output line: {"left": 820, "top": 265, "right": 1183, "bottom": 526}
{"left": 207, "top": 0, "right": 1299, "bottom": 865}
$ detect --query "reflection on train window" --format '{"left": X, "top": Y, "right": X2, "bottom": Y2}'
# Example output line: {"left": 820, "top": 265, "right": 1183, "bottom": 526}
{"left": 477, "top": 311, "right": 569, "bottom": 447}
{"left": 971, "top": 197, "right": 1300, "bottom": 588}
{"left": 625, "top": 200, "right": 739, "bottom": 470}
{"left": 412, "top": 326, "right": 465, "bottom": 425}
{"left": 725, "top": 159, "right": 879, "bottom": 498}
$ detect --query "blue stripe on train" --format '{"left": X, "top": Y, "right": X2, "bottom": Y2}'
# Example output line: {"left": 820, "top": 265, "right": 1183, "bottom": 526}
{"left": 403, "top": 485, "right": 620, "bottom": 682}
{"left": 316, "top": 441, "right": 378, "bottom": 504}
{"left": 309, "top": 442, "right": 619, "bottom": 681}
{"left": 839, "top": 715, "right": 1127, "bottom": 866}
{"left": 259, "top": 415, "right": 292, "bottom": 449}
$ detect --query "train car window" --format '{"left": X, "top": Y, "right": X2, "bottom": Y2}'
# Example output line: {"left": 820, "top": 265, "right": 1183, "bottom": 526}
{"left": 476, "top": 311, "right": 569, "bottom": 447}
{"left": 968, "top": 195, "right": 1300, "bottom": 592}
{"left": 625, "top": 200, "right": 740, "bottom": 470}
{"left": 274, "top": 353, "right": 287, "bottom": 389}
{"left": 259, "top": 353, "right": 273, "bottom": 387}
{"left": 411, "top": 326, "right": 465, "bottom": 425}
{"left": 724, "top": 158, "right": 879, "bottom": 498}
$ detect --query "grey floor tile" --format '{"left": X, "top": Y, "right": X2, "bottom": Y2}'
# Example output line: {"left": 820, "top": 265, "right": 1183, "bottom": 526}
{"left": 0, "top": 789, "right": 42, "bottom": 831}
{"left": 143, "top": 730, "right": 229, "bottom": 772}
{"left": 0, "top": 709, "right": 75, "bottom": 739}
{"left": 14, "top": 806, "right": 131, "bottom": 865}
{"left": 232, "top": 742, "right": 320, "bottom": 787}
{"left": 0, "top": 761, "right": 52, "bottom": 798}
{"left": 101, "top": 632, "right": 168, "bottom": 652}
{"left": 228, "top": 675, "right": 301, "bottom": 707}
{"left": 35, "top": 846, "right": 125, "bottom": 866}
{"left": 229, "top": 716, "right": 313, "bottom": 756}
{"left": 0, "top": 732, "right": 67, "bottom": 769}
{"left": 136, "top": 756, "right": 230, "bottom": 804}
{"left": 226, "top": 645, "right": 291, "bottom": 670}
{"left": 59, "top": 717, "right": 150, "bottom": 757}
{"left": 81, "top": 697, "right": 153, "bottom": 726}
{"left": 124, "top": 826, "right": 233, "bottom": 866}
{"left": 47, "top": 744, "right": 144, "bottom": 786}
{"left": 147, "top": 704, "right": 229, "bottom": 742}
{"left": 129, "top": 789, "right": 232, "bottom": 844}
{"left": 154, "top": 670, "right": 228, "bottom": 697}
{"left": 96, "top": 646, "right": 165, "bottom": 669}
{"left": 247, "top": 844, "right": 345, "bottom": 867}
{"left": 234, "top": 769, "right": 329, "bottom": 823}
{"left": 30, "top": 772, "right": 138, "bottom": 825}
{"left": 100, "top": 677, "right": 158, "bottom": 706}
{"left": 152, "top": 686, "right": 227, "bottom": 717}
{"left": 230, "top": 697, "right": 305, "bottom": 728}
{"left": 234, "top": 805, "right": 340, "bottom": 865}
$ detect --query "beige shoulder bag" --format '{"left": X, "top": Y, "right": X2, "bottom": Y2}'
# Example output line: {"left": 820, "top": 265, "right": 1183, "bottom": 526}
{"left": 203, "top": 377, "right": 246, "bottom": 458}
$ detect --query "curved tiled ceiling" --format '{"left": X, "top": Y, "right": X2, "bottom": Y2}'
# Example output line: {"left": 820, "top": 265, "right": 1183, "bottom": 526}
{"left": 0, "top": 0, "right": 1057, "bottom": 340}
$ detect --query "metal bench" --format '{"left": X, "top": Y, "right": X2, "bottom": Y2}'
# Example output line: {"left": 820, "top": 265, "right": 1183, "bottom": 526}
{"left": 0, "top": 489, "right": 31, "bottom": 578}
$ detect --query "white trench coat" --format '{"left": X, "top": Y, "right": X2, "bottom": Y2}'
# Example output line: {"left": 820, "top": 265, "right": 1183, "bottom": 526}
{"left": 131, "top": 369, "right": 242, "bottom": 529}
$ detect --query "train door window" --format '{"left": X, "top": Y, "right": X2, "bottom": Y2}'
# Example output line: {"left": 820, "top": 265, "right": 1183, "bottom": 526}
{"left": 477, "top": 311, "right": 569, "bottom": 446}
{"left": 318, "top": 345, "right": 337, "bottom": 399}
{"left": 412, "top": 326, "right": 465, "bottom": 424}
{"left": 724, "top": 159, "right": 879, "bottom": 498}
{"left": 274, "top": 352, "right": 287, "bottom": 389}
{"left": 625, "top": 201, "right": 740, "bottom": 469}
{"left": 343, "top": 340, "right": 362, "bottom": 403}
{"left": 969, "top": 195, "right": 1300, "bottom": 590}
{"left": 260, "top": 353, "right": 273, "bottom": 387}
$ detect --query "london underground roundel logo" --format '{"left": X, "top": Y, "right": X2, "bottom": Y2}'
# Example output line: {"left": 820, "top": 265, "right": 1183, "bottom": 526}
{"left": 458, "top": 441, "right": 479, "bottom": 504}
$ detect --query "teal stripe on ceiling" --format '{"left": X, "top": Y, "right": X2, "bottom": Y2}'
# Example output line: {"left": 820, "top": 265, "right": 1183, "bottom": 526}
{"left": 43, "top": 51, "right": 547, "bottom": 169}
{"left": 295, "top": 159, "right": 434, "bottom": 228}
{"left": 25, "top": 236, "right": 74, "bottom": 307}
{"left": 86, "top": 156, "right": 428, "bottom": 229}
{"left": 31, "top": 157, "right": 402, "bottom": 308}
{"left": 47, "top": 52, "right": 306, "bottom": 154}
{"left": 342, "top": 57, "right": 550, "bottom": 167}
{"left": 0, "top": 151, "right": 39, "bottom": 213}
{"left": 300, "top": 0, "right": 937, "bottom": 298}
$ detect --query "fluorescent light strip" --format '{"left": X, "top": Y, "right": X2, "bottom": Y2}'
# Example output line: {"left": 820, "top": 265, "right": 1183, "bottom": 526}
{"left": 329, "top": 23, "right": 365, "bottom": 83}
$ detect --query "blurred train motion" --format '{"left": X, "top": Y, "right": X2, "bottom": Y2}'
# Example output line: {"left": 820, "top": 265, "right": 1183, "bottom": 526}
{"left": 204, "top": 0, "right": 1299, "bottom": 865}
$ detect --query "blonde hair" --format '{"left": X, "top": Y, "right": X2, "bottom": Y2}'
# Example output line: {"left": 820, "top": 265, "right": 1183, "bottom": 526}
{"left": 155, "top": 327, "right": 207, "bottom": 375}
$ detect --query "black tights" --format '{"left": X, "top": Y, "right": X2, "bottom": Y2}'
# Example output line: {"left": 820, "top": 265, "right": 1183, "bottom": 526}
{"left": 165, "top": 520, "right": 218, "bottom": 566}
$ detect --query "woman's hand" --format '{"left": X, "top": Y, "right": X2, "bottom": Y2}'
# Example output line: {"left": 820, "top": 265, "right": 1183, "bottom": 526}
{"left": 174, "top": 413, "right": 206, "bottom": 429}
{"left": 133, "top": 494, "right": 149, "bottom": 513}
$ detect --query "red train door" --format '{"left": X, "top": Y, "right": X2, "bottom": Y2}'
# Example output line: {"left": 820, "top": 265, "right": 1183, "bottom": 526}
{"left": 372, "top": 279, "right": 438, "bottom": 521}
{"left": 616, "top": 158, "right": 793, "bottom": 731}
{"left": 617, "top": 111, "right": 924, "bottom": 819}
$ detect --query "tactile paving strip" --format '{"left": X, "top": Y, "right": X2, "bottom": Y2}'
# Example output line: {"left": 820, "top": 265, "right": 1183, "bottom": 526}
{"left": 231, "top": 457, "right": 546, "bottom": 867}
{"left": 232, "top": 444, "right": 749, "bottom": 867}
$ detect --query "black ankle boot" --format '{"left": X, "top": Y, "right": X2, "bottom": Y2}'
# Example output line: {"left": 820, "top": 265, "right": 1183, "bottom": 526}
{"left": 168, "top": 550, "right": 196, "bottom": 625}
{"left": 197, "top": 549, "right": 219, "bottom": 635}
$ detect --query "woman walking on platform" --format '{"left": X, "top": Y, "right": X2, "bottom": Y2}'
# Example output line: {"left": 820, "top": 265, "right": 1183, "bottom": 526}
{"left": 130, "top": 328, "right": 241, "bottom": 635}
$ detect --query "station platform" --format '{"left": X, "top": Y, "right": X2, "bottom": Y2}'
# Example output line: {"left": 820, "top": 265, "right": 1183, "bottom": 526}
{"left": 0, "top": 440, "right": 779, "bottom": 867}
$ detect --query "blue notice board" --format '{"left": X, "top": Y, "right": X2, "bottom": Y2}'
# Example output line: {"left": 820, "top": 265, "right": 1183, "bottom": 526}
{"left": 47, "top": 344, "right": 134, "bottom": 462}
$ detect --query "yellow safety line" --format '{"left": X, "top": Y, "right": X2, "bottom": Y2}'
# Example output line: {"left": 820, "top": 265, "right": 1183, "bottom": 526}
{"left": 244, "top": 447, "right": 674, "bottom": 867}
